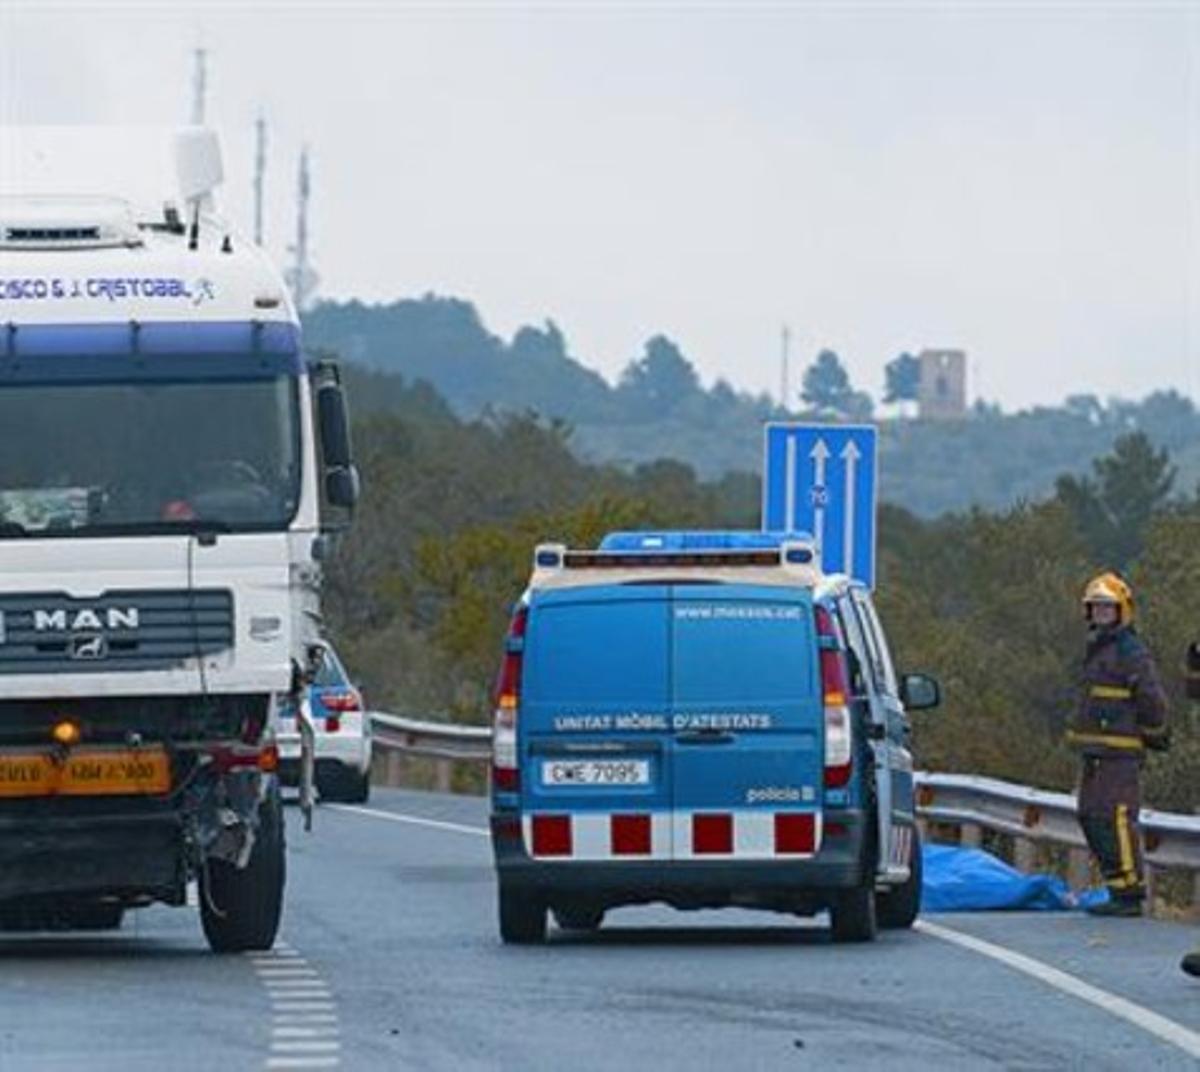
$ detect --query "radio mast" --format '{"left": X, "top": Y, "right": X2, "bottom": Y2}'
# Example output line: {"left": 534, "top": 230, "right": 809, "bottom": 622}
{"left": 780, "top": 324, "right": 792, "bottom": 411}
{"left": 190, "top": 48, "right": 207, "bottom": 125}
{"left": 253, "top": 116, "right": 267, "bottom": 246}
{"left": 285, "top": 147, "right": 319, "bottom": 312}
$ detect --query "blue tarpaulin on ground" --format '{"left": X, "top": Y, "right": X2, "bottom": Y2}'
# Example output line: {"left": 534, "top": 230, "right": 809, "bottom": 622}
{"left": 922, "top": 843, "right": 1107, "bottom": 912}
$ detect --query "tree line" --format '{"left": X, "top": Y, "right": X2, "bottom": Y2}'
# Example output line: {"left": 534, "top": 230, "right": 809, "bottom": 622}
{"left": 305, "top": 296, "right": 1200, "bottom": 516}
{"left": 326, "top": 366, "right": 1199, "bottom": 812}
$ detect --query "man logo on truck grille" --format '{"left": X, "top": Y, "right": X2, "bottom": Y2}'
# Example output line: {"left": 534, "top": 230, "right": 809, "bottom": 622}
{"left": 33, "top": 607, "right": 140, "bottom": 633}
{"left": 69, "top": 634, "right": 108, "bottom": 661}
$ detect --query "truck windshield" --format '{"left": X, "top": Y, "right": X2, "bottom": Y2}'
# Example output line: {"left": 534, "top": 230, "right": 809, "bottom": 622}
{"left": 0, "top": 376, "right": 302, "bottom": 537}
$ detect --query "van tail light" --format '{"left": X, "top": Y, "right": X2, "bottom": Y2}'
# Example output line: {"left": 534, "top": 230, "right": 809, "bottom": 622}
{"left": 492, "top": 606, "right": 528, "bottom": 793}
{"left": 815, "top": 606, "right": 853, "bottom": 789}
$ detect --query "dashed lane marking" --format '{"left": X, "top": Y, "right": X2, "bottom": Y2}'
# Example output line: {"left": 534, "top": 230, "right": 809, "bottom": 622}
{"left": 336, "top": 805, "right": 1200, "bottom": 1061}
{"left": 250, "top": 942, "right": 342, "bottom": 1070}
{"left": 917, "top": 920, "right": 1200, "bottom": 1060}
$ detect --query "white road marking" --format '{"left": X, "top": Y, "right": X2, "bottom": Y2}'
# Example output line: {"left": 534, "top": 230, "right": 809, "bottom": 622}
{"left": 917, "top": 920, "right": 1200, "bottom": 1060}
{"left": 328, "top": 803, "right": 489, "bottom": 838}
{"left": 249, "top": 948, "right": 343, "bottom": 1070}
{"left": 337, "top": 805, "right": 1200, "bottom": 1059}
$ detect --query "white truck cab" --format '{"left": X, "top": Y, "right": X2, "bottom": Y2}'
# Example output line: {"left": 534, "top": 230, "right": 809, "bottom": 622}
{"left": 0, "top": 128, "right": 357, "bottom": 950}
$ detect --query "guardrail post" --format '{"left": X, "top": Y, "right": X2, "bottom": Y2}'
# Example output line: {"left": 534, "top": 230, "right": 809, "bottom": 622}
{"left": 434, "top": 758, "right": 453, "bottom": 794}
{"left": 1013, "top": 837, "right": 1037, "bottom": 874}
{"left": 384, "top": 748, "right": 405, "bottom": 788}
{"left": 959, "top": 823, "right": 982, "bottom": 849}
{"left": 1067, "top": 848, "right": 1091, "bottom": 891}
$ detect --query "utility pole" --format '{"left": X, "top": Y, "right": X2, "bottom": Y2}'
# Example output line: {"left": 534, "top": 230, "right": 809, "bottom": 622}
{"left": 190, "top": 47, "right": 207, "bottom": 125}
{"left": 285, "top": 147, "right": 319, "bottom": 312}
{"left": 253, "top": 115, "right": 267, "bottom": 246}
{"left": 780, "top": 324, "right": 792, "bottom": 411}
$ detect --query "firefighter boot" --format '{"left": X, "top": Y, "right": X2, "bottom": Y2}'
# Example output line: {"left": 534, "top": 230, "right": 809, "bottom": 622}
{"left": 1086, "top": 896, "right": 1143, "bottom": 918}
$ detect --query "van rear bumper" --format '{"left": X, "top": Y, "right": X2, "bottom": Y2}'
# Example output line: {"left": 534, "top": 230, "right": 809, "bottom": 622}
{"left": 491, "top": 809, "right": 871, "bottom": 910}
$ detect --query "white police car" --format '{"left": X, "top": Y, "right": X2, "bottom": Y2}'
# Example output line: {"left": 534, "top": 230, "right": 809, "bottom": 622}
{"left": 277, "top": 642, "right": 372, "bottom": 803}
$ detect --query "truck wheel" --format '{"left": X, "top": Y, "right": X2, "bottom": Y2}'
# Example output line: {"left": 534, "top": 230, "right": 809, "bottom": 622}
{"left": 553, "top": 904, "right": 605, "bottom": 932}
{"left": 201, "top": 788, "right": 286, "bottom": 953}
{"left": 831, "top": 885, "right": 878, "bottom": 943}
{"left": 877, "top": 827, "right": 923, "bottom": 930}
{"left": 498, "top": 883, "right": 546, "bottom": 945}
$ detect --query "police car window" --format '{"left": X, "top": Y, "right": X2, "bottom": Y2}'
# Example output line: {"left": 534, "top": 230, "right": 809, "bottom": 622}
{"left": 834, "top": 599, "right": 871, "bottom": 699}
{"left": 852, "top": 591, "right": 899, "bottom": 698}
{"left": 313, "top": 650, "right": 345, "bottom": 687}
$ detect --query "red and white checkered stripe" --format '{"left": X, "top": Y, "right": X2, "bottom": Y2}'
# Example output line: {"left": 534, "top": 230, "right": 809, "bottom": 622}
{"left": 523, "top": 810, "right": 822, "bottom": 860}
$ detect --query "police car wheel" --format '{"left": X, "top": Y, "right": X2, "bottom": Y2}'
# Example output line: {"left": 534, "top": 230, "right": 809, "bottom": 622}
{"left": 830, "top": 885, "right": 878, "bottom": 943}
{"left": 877, "top": 828, "right": 922, "bottom": 930}
{"left": 552, "top": 904, "right": 605, "bottom": 932}
{"left": 498, "top": 883, "right": 546, "bottom": 944}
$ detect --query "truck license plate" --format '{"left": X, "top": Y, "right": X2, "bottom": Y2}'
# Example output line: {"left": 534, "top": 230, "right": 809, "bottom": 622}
{"left": 0, "top": 749, "right": 171, "bottom": 798}
{"left": 541, "top": 759, "right": 651, "bottom": 787}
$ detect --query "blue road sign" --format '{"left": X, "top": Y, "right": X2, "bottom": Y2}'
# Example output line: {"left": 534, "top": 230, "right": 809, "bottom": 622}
{"left": 762, "top": 423, "right": 879, "bottom": 587}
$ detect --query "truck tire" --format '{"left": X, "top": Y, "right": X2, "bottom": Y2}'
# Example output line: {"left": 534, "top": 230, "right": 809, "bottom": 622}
{"left": 877, "top": 827, "right": 923, "bottom": 930}
{"left": 201, "top": 788, "right": 286, "bottom": 953}
{"left": 831, "top": 885, "right": 878, "bottom": 943}
{"left": 498, "top": 882, "right": 546, "bottom": 945}
{"left": 552, "top": 903, "right": 605, "bottom": 932}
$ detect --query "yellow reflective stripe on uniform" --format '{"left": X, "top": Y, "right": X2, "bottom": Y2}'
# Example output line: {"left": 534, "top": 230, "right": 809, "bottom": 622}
{"left": 1064, "top": 730, "right": 1145, "bottom": 752}
{"left": 1090, "top": 685, "right": 1134, "bottom": 700}
{"left": 1141, "top": 723, "right": 1169, "bottom": 738}
{"left": 1115, "top": 804, "right": 1136, "bottom": 880}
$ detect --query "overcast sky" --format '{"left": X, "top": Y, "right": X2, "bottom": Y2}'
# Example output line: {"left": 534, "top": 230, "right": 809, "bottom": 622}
{"left": 2, "top": 1, "right": 1198, "bottom": 409}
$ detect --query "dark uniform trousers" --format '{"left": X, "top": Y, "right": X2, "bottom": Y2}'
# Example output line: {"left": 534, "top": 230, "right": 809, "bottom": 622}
{"left": 1067, "top": 627, "right": 1170, "bottom": 904}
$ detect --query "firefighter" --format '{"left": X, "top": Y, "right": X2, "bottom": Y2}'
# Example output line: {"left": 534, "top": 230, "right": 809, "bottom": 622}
{"left": 1066, "top": 573, "right": 1170, "bottom": 917}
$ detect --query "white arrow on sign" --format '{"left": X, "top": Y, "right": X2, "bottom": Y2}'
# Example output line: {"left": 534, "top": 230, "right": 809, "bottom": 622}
{"left": 842, "top": 439, "right": 861, "bottom": 575}
{"left": 810, "top": 438, "right": 830, "bottom": 561}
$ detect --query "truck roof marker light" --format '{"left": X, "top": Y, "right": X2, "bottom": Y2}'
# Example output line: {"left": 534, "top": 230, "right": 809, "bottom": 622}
{"left": 51, "top": 720, "right": 81, "bottom": 747}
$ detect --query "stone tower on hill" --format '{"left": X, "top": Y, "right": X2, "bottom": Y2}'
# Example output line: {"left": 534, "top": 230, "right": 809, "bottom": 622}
{"left": 917, "top": 349, "right": 967, "bottom": 420}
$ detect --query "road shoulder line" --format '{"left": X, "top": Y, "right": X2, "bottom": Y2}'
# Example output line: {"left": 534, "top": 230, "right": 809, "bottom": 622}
{"left": 327, "top": 803, "right": 489, "bottom": 838}
{"left": 916, "top": 919, "right": 1200, "bottom": 1060}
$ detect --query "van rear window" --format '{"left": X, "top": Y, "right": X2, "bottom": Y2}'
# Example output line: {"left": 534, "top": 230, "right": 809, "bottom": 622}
{"left": 524, "top": 598, "right": 669, "bottom": 705}
{"left": 673, "top": 599, "right": 815, "bottom": 705}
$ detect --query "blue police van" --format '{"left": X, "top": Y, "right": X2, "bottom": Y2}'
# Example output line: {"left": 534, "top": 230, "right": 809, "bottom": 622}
{"left": 489, "top": 531, "right": 941, "bottom": 943}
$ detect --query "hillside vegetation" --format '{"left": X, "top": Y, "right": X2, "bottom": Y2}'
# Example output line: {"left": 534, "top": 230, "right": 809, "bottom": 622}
{"left": 326, "top": 372, "right": 1200, "bottom": 812}
{"left": 305, "top": 295, "right": 1200, "bottom": 516}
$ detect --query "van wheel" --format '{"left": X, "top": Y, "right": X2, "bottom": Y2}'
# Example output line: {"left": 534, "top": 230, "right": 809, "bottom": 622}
{"left": 877, "top": 828, "right": 922, "bottom": 929}
{"left": 498, "top": 883, "right": 546, "bottom": 945}
{"left": 831, "top": 885, "right": 878, "bottom": 943}
{"left": 200, "top": 788, "right": 286, "bottom": 953}
{"left": 553, "top": 904, "right": 605, "bottom": 932}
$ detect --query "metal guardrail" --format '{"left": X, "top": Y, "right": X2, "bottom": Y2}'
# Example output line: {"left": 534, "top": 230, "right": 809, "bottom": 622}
{"left": 368, "top": 713, "right": 1200, "bottom": 873}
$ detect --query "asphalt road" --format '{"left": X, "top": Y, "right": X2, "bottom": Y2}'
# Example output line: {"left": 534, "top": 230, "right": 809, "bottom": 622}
{"left": 1, "top": 787, "right": 1198, "bottom": 1071}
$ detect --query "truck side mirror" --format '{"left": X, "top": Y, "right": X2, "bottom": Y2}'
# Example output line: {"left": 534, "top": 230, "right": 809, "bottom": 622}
{"left": 900, "top": 672, "right": 941, "bottom": 711}
{"left": 1186, "top": 643, "right": 1200, "bottom": 701}
{"left": 325, "top": 465, "right": 360, "bottom": 511}
{"left": 317, "top": 382, "right": 354, "bottom": 470}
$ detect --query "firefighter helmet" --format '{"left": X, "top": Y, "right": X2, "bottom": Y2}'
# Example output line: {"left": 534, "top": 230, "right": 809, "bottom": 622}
{"left": 1083, "top": 572, "right": 1135, "bottom": 627}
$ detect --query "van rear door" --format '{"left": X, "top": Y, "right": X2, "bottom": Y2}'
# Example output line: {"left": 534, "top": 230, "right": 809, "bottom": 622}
{"left": 520, "top": 585, "right": 674, "bottom": 859}
{"left": 670, "top": 584, "right": 823, "bottom": 860}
